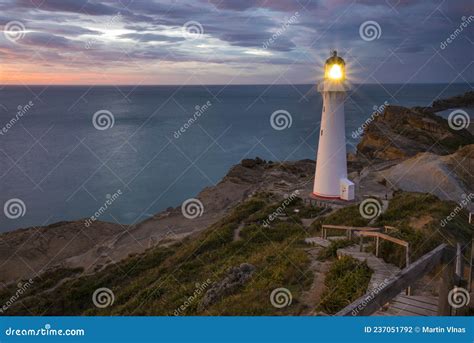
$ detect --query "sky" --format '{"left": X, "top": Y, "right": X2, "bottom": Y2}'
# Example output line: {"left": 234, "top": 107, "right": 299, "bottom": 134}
{"left": 0, "top": 0, "right": 472, "bottom": 85}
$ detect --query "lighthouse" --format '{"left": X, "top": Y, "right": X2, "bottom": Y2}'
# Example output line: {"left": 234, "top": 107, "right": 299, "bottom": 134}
{"left": 312, "top": 51, "right": 354, "bottom": 201}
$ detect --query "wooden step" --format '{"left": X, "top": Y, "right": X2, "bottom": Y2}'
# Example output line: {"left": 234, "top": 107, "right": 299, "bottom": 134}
{"left": 395, "top": 294, "right": 439, "bottom": 308}
{"left": 388, "top": 302, "right": 437, "bottom": 316}
{"left": 305, "top": 237, "right": 331, "bottom": 248}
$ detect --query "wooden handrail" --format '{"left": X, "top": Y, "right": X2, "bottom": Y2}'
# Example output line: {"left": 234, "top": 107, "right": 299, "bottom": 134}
{"left": 322, "top": 225, "right": 381, "bottom": 231}
{"left": 336, "top": 244, "right": 451, "bottom": 316}
{"left": 356, "top": 231, "right": 410, "bottom": 287}
{"left": 321, "top": 225, "right": 381, "bottom": 240}
{"left": 356, "top": 231, "right": 409, "bottom": 248}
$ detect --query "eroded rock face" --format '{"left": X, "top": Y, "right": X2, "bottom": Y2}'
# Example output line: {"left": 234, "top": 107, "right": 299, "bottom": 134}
{"left": 417, "top": 91, "right": 474, "bottom": 113}
{"left": 357, "top": 105, "right": 473, "bottom": 161}
{"left": 379, "top": 145, "right": 474, "bottom": 203}
{"left": 199, "top": 263, "right": 256, "bottom": 310}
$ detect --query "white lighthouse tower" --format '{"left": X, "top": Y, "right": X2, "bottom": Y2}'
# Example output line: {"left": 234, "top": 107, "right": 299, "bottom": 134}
{"left": 312, "top": 51, "right": 354, "bottom": 201}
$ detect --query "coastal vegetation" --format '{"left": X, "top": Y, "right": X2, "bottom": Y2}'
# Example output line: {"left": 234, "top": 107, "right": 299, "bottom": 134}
{"left": 2, "top": 193, "right": 315, "bottom": 315}
{"left": 1, "top": 189, "right": 471, "bottom": 316}
{"left": 317, "top": 256, "right": 372, "bottom": 314}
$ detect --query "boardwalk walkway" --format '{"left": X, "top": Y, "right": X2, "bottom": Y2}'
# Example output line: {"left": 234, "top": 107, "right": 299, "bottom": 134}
{"left": 337, "top": 244, "right": 399, "bottom": 290}
{"left": 306, "top": 236, "right": 438, "bottom": 316}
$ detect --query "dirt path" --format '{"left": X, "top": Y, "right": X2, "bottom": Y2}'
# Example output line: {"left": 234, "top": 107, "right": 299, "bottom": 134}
{"left": 300, "top": 246, "right": 332, "bottom": 315}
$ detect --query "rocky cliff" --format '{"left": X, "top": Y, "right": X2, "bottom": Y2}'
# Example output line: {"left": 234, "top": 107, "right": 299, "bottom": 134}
{"left": 357, "top": 92, "right": 473, "bottom": 161}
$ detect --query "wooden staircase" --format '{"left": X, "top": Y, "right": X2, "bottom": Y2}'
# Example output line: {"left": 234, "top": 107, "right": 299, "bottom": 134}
{"left": 306, "top": 235, "right": 439, "bottom": 316}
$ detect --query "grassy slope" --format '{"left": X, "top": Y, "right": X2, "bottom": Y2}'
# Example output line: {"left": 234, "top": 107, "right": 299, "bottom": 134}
{"left": 2, "top": 191, "right": 471, "bottom": 316}
{"left": 2, "top": 194, "right": 322, "bottom": 316}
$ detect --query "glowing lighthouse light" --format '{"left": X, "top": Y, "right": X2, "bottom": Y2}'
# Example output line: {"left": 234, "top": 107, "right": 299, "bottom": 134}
{"left": 328, "top": 64, "right": 343, "bottom": 80}
{"left": 313, "top": 51, "right": 354, "bottom": 201}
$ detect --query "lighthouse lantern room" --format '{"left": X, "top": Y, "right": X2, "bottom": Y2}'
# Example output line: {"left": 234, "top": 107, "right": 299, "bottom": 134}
{"left": 313, "top": 51, "right": 354, "bottom": 201}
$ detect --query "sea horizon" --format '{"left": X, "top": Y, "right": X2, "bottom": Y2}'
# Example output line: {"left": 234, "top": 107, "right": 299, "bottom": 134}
{"left": 1, "top": 83, "right": 472, "bottom": 233}
{"left": 1, "top": 82, "right": 473, "bottom": 87}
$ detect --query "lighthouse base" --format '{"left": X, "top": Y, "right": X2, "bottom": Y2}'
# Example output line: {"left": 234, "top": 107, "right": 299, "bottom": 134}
{"left": 309, "top": 193, "right": 356, "bottom": 209}
{"left": 312, "top": 178, "right": 355, "bottom": 201}
{"left": 311, "top": 192, "right": 341, "bottom": 200}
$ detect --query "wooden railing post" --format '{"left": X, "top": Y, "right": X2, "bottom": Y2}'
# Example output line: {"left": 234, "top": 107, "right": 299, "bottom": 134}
{"left": 406, "top": 244, "right": 411, "bottom": 295}
{"left": 455, "top": 243, "right": 463, "bottom": 281}
{"left": 437, "top": 246, "right": 456, "bottom": 316}
{"left": 375, "top": 236, "right": 379, "bottom": 257}
{"left": 469, "top": 238, "right": 474, "bottom": 292}
{"left": 453, "top": 243, "right": 468, "bottom": 316}
{"left": 406, "top": 245, "right": 410, "bottom": 268}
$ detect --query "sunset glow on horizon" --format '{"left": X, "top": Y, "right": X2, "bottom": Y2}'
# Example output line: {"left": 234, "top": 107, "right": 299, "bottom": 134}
{"left": 0, "top": 0, "right": 472, "bottom": 85}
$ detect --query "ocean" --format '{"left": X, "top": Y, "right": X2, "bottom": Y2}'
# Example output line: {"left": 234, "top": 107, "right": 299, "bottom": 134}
{"left": 0, "top": 83, "right": 472, "bottom": 232}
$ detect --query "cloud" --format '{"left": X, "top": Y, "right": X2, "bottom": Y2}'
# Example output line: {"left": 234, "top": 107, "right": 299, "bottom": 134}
{"left": 218, "top": 31, "right": 296, "bottom": 51}
{"left": 205, "top": 0, "right": 319, "bottom": 12}
{"left": 16, "top": 0, "right": 119, "bottom": 16}
{"left": 0, "top": 0, "right": 471, "bottom": 83}
{"left": 119, "top": 33, "right": 185, "bottom": 43}
{"left": 28, "top": 23, "right": 102, "bottom": 36}
{"left": 19, "top": 32, "right": 80, "bottom": 49}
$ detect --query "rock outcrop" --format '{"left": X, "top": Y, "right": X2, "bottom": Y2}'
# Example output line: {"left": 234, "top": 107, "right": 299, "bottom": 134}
{"left": 414, "top": 91, "right": 474, "bottom": 113}
{"left": 0, "top": 221, "right": 124, "bottom": 284}
{"left": 199, "top": 263, "right": 256, "bottom": 310}
{"left": 379, "top": 144, "right": 474, "bottom": 204}
{"left": 357, "top": 105, "right": 473, "bottom": 161}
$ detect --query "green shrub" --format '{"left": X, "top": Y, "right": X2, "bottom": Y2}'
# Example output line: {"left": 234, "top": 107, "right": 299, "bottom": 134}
{"left": 317, "top": 256, "right": 372, "bottom": 314}
{"left": 311, "top": 205, "right": 371, "bottom": 232}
